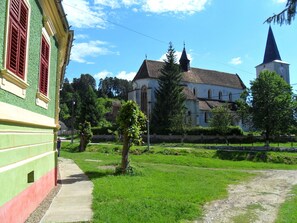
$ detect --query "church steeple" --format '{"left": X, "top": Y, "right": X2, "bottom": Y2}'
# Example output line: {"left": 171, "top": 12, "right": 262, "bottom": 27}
{"left": 263, "top": 26, "right": 282, "bottom": 64}
{"left": 256, "top": 26, "right": 290, "bottom": 84}
{"left": 179, "top": 43, "right": 190, "bottom": 72}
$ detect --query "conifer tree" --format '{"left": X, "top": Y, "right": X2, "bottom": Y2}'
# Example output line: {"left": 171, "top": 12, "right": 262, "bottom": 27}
{"left": 151, "top": 42, "right": 186, "bottom": 132}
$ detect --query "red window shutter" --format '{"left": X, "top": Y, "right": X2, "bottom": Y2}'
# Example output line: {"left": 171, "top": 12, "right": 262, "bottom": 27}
{"left": 7, "top": 21, "right": 19, "bottom": 73}
{"left": 10, "top": 0, "right": 19, "bottom": 19}
{"left": 6, "top": 0, "right": 28, "bottom": 80}
{"left": 39, "top": 36, "right": 50, "bottom": 96}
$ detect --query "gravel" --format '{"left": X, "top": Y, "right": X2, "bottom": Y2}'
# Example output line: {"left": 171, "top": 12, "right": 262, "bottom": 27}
{"left": 25, "top": 173, "right": 61, "bottom": 223}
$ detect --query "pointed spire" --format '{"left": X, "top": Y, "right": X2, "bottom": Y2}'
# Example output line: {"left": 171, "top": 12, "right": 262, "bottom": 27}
{"left": 179, "top": 43, "right": 190, "bottom": 72}
{"left": 263, "top": 26, "right": 282, "bottom": 64}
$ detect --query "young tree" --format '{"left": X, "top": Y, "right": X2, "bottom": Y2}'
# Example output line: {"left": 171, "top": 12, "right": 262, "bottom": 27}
{"left": 117, "top": 101, "right": 146, "bottom": 174}
{"left": 79, "top": 121, "right": 93, "bottom": 152}
{"left": 250, "top": 70, "right": 296, "bottom": 146}
{"left": 266, "top": 0, "right": 296, "bottom": 25}
{"left": 151, "top": 42, "right": 186, "bottom": 132}
{"left": 210, "top": 104, "right": 233, "bottom": 144}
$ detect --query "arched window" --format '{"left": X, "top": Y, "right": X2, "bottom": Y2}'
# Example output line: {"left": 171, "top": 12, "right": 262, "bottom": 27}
{"left": 141, "top": 85, "right": 147, "bottom": 114}
{"left": 229, "top": 92, "right": 232, "bottom": 101}
{"left": 208, "top": 89, "right": 212, "bottom": 99}
{"left": 193, "top": 88, "right": 196, "bottom": 96}
{"left": 218, "top": 91, "right": 222, "bottom": 100}
{"left": 204, "top": 112, "right": 208, "bottom": 123}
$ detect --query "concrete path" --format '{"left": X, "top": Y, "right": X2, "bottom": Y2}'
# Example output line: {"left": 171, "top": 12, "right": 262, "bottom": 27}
{"left": 41, "top": 158, "right": 93, "bottom": 222}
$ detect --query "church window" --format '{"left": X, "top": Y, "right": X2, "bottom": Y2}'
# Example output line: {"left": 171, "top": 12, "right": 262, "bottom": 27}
{"left": 204, "top": 112, "right": 208, "bottom": 123}
{"left": 229, "top": 92, "right": 232, "bottom": 101}
{"left": 208, "top": 89, "right": 212, "bottom": 99}
{"left": 141, "top": 85, "right": 147, "bottom": 114}
{"left": 218, "top": 91, "right": 222, "bottom": 100}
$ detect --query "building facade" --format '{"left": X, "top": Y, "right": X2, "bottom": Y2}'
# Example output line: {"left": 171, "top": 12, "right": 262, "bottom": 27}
{"left": 0, "top": 0, "right": 73, "bottom": 222}
{"left": 129, "top": 47, "right": 246, "bottom": 127}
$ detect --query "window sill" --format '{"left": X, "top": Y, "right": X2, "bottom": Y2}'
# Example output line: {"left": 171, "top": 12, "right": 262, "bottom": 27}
{"left": 0, "top": 69, "right": 29, "bottom": 98}
{"left": 36, "top": 92, "right": 50, "bottom": 109}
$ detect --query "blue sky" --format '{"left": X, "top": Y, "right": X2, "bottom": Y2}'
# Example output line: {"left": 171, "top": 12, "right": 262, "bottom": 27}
{"left": 62, "top": 0, "right": 297, "bottom": 91}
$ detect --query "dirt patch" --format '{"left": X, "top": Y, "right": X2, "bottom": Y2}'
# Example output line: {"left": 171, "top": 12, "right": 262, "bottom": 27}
{"left": 98, "top": 165, "right": 115, "bottom": 170}
{"left": 196, "top": 170, "right": 297, "bottom": 223}
{"left": 85, "top": 159, "right": 102, "bottom": 162}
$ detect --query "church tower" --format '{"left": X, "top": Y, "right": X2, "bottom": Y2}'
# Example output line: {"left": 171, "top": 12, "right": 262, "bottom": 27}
{"left": 179, "top": 45, "right": 190, "bottom": 72}
{"left": 256, "top": 26, "right": 290, "bottom": 84}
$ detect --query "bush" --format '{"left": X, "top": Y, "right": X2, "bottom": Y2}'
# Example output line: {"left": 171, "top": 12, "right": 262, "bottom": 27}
{"left": 182, "top": 126, "right": 243, "bottom": 136}
{"left": 92, "top": 125, "right": 117, "bottom": 135}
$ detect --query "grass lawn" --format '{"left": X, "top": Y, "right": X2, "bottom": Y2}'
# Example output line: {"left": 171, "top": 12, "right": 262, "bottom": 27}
{"left": 276, "top": 185, "right": 297, "bottom": 223}
{"left": 61, "top": 142, "right": 297, "bottom": 223}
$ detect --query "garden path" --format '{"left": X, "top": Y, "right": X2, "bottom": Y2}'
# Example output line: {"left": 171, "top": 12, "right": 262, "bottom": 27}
{"left": 196, "top": 169, "right": 297, "bottom": 223}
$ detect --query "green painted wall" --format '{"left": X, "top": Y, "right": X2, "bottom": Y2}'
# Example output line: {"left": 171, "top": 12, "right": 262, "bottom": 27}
{"left": 0, "top": 123, "right": 55, "bottom": 169}
{"left": 0, "top": 0, "right": 59, "bottom": 120}
{"left": 0, "top": 0, "right": 7, "bottom": 71}
{"left": 0, "top": 152, "right": 56, "bottom": 206}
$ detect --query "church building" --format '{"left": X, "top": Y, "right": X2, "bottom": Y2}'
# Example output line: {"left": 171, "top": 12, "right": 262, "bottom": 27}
{"left": 128, "top": 47, "right": 246, "bottom": 127}
{"left": 256, "top": 26, "right": 290, "bottom": 84}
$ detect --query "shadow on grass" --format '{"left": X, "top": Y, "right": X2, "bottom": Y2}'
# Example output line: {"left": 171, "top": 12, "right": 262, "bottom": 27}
{"left": 84, "top": 171, "right": 114, "bottom": 180}
{"left": 215, "top": 150, "right": 268, "bottom": 162}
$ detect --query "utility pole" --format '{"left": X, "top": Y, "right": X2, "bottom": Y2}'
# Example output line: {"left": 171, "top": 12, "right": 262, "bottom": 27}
{"left": 147, "top": 101, "right": 151, "bottom": 151}
{"left": 71, "top": 100, "right": 75, "bottom": 144}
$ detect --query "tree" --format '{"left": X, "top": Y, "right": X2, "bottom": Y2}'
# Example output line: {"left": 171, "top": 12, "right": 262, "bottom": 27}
{"left": 266, "top": 0, "right": 296, "bottom": 25}
{"left": 98, "top": 77, "right": 132, "bottom": 100}
{"left": 210, "top": 104, "right": 234, "bottom": 145}
{"left": 151, "top": 42, "right": 186, "bottom": 132}
{"left": 79, "top": 85, "right": 100, "bottom": 127}
{"left": 210, "top": 104, "right": 233, "bottom": 133}
{"left": 79, "top": 121, "right": 93, "bottom": 152}
{"left": 117, "top": 100, "right": 146, "bottom": 174}
{"left": 249, "top": 70, "right": 296, "bottom": 145}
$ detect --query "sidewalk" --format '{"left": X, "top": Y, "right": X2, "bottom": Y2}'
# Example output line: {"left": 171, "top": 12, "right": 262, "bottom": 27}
{"left": 41, "top": 158, "right": 93, "bottom": 222}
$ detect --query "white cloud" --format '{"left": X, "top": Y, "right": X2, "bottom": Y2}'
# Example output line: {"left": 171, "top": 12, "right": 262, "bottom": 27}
{"left": 93, "top": 70, "right": 136, "bottom": 81}
{"left": 142, "top": 0, "right": 209, "bottom": 14}
{"left": 116, "top": 71, "right": 137, "bottom": 80}
{"left": 71, "top": 40, "right": 119, "bottom": 63}
{"left": 94, "top": 70, "right": 113, "bottom": 80}
{"left": 63, "top": 0, "right": 210, "bottom": 29}
{"left": 75, "top": 34, "right": 89, "bottom": 39}
{"left": 62, "top": 0, "right": 106, "bottom": 28}
{"left": 229, "top": 57, "right": 242, "bottom": 65}
{"left": 94, "top": 0, "right": 121, "bottom": 9}
{"left": 159, "top": 51, "right": 193, "bottom": 63}
{"left": 274, "top": 0, "right": 286, "bottom": 3}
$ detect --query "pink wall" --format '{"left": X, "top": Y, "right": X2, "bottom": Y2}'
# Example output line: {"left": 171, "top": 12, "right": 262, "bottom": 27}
{"left": 0, "top": 168, "right": 57, "bottom": 223}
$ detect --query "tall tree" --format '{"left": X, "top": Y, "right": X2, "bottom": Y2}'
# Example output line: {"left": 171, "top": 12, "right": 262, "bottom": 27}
{"left": 151, "top": 42, "right": 186, "bottom": 132}
{"left": 98, "top": 77, "right": 132, "bottom": 100}
{"left": 266, "top": 0, "right": 296, "bottom": 25}
{"left": 72, "top": 74, "right": 97, "bottom": 94}
{"left": 79, "top": 85, "right": 100, "bottom": 126}
{"left": 117, "top": 100, "right": 146, "bottom": 174}
{"left": 249, "top": 70, "right": 296, "bottom": 145}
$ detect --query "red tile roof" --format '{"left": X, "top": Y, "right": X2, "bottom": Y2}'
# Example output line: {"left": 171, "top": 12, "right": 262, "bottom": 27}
{"left": 133, "top": 60, "right": 246, "bottom": 89}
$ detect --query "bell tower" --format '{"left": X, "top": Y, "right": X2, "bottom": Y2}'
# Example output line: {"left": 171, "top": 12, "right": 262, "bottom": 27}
{"left": 179, "top": 43, "right": 190, "bottom": 72}
{"left": 256, "top": 26, "right": 290, "bottom": 84}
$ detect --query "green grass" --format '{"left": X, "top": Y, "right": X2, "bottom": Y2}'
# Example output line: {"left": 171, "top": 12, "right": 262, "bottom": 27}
{"left": 60, "top": 142, "right": 297, "bottom": 223}
{"left": 276, "top": 185, "right": 297, "bottom": 223}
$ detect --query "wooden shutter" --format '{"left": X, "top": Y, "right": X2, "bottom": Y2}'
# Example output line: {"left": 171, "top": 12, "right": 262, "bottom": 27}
{"left": 6, "top": 0, "right": 28, "bottom": 79}
{"left": 39, "top": 36, "right": 49, "bottom": 96}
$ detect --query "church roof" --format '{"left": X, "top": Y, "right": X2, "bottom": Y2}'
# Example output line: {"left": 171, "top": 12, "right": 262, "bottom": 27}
{"left": 198, "top": 99, "right": 236, "bottom": 111}
{"left": 263, "top": 26, "right": 282, "bottom": 64}
{"left": 133, "top": 60, "right": 246, "bottom": 89}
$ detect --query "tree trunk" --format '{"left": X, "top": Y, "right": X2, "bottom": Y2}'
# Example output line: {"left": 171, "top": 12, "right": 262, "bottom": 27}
{"left": 121, "top": 133, "right": 130, "bottom": 174}
{"left": 79, "top": 135, "right": 86, "bottom": 152}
